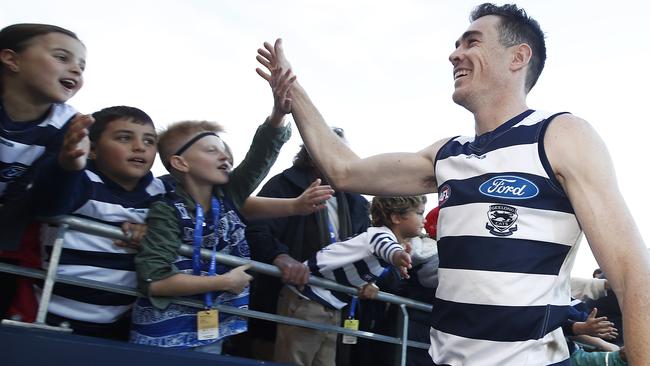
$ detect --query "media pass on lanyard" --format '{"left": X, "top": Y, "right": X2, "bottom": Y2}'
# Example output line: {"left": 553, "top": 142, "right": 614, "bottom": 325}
{"left": 342, "top": 296, "right": 359, "bottom": 344}
{"left": 194, "top": 198, "right": 221, "bottom": 341}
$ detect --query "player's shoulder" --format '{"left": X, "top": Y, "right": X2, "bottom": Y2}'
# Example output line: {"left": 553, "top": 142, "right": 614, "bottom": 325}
{"left": 419, "top": 136, "right": 457, "bottom": 160}
{"left": 547, "top": 113, "right": 593, "bottom": 137}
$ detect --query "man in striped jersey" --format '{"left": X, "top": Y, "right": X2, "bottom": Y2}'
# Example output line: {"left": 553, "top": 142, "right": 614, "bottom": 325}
{"left": 257, "top": 3, "right": 650, "bottom": 365}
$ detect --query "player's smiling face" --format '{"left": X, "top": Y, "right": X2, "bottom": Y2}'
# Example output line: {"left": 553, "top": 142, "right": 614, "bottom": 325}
{"left": 449, "top": 15, "right": 512, "bottom": 109}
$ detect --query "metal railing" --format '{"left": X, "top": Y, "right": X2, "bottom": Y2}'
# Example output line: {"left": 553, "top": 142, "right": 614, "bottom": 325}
{"left": 0, "top": 215, "right": 433, "bottom": 366}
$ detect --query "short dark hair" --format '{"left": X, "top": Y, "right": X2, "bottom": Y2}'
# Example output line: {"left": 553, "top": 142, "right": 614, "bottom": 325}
{"left": 470, "top": 3, "right": 546, "bottom": 92}
{"left": 0, "top": 23, "right": 80, "bottom": 53}
{"left": 293, "top": 127, "right": 345, "bottom": 170}
{"left": 90, "top": 106, "right": 154, "bottom": 143}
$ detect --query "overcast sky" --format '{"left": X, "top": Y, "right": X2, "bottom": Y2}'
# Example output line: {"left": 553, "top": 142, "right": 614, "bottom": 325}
{"left": 3, "top": 0, "right": 649, "bottom": 278}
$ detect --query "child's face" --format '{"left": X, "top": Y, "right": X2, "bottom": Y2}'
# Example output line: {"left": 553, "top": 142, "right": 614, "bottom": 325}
{"left": 182, "top": 134, "right": 232, "bottom": 186}
{"left": 5, "top": 32, "right": 85, "bottom": 104}
{"left": 397, "top": 204, "right": 426, "bottom": 239}
{"left": 91, "top": 118, "right": 157, "bottom": 191}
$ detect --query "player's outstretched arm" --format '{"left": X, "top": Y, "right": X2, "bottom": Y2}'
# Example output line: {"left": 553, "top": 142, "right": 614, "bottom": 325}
{"left": 546, "top": 114, "right": 650, "bottom": 364}
{"left": 257, "top": 38, "right": 442, "bottom": 196}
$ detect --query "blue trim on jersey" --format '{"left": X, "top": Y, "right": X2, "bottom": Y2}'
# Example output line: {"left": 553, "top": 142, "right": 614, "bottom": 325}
{"left": 436, "top": 110, "right": 535, "bottom": 160}
{"left": 430, "top": 298, "right": 571, "bottom": 342}
{"left": 537, "top": 112, "right": 571, "bottom": 196}
{"left": 438, "top": 236, "right": 571, "bottom": 275}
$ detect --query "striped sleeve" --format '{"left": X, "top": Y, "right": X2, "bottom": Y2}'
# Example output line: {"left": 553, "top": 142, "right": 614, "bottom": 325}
{"left": 369, "top": 230, "right": 403, "bottom": 264}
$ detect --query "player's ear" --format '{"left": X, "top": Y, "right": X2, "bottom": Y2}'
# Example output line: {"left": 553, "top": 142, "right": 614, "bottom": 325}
{"left": 511, "top": 43, "right": 532, "bottom": 72}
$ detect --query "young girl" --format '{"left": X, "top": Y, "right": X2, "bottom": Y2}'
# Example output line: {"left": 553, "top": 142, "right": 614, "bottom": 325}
{"left": 0, "top": 23, "right": 91, "bottom": 321}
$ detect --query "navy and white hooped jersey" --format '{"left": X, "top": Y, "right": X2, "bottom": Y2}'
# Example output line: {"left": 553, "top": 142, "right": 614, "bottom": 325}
{"left": 431, "top": 110, "right": 582, "bottom": 366}
{"left": 39, "top": 168, "right": 168, "bottom": 324}
{"left": 296, "top": 226, "right": 403, "bottom": 309}
{"left": 0, "top": 103, "right": 76, "bottom": 199}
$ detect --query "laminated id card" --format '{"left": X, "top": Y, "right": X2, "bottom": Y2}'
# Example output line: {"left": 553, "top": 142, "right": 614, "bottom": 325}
{"left": 197, "top": 309, "right": 219, "bottom": 340}
{"left": 342, "top": 319, "right": 359, "bottom": 344}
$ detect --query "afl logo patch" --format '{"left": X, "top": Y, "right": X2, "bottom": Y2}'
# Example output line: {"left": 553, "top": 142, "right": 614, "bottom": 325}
{"left": 485, "top": 204, "right": 518, "bottom": 236}
{"left": 438, "top": 185, "right": 451, "bottom": 206}
{"left": 479, "top": 175, "right": 539, "bottom": 199}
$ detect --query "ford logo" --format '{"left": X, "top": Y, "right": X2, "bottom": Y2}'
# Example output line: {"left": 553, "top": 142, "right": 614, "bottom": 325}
{"left": 479, "top": 175, "right": 539, "bottom": 199}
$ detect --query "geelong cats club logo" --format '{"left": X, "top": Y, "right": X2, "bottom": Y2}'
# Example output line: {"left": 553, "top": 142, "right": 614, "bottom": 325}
{"left": 486, "top": 204, "right": 518, "bottom": 236}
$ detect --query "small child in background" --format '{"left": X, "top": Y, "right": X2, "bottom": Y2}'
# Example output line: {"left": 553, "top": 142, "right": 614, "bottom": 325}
{"left": 130, "top": 119, "right": 333, "bottom": 354}
{"left": 273, "top": 196, "right": 424, "bottom": 366}
{"left": 0, "top": 23, "right": 90, "bottom": 321}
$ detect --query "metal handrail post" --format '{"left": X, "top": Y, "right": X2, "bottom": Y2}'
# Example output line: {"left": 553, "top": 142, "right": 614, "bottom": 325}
{"left": 399, "top": 304, "right": 409, "bottom": 366}
{"left": 34, "top": 223, "right": 70, "bottom": 331}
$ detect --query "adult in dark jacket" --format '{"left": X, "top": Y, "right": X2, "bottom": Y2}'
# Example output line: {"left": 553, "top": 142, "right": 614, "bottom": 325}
{"left": 243, "top": 128, "right": 370, "bottom": 364}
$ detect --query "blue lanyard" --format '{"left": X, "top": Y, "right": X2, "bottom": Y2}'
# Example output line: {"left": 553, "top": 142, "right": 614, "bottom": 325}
{"left": 326, "top": 217, "right": 337, "bottom": 243}
{"left": 348, "top": 296, "right": 358, "bottom": 319}
{"left": 193, "top": 197, "right": 221, "bottom": 308}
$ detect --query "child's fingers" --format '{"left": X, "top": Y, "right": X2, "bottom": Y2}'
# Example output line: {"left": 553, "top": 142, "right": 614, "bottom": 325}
{"left": 308, "top": 178, "right": 322, "bottom": 188}
{"left": 237, "top": 263, "right": 253, "bottom": 272}
{"left": 113, "top": 240, "right": 128, "bottom": 247}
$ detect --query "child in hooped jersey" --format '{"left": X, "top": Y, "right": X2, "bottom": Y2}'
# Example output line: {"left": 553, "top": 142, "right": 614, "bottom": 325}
{"left": 35, "top": 106, "right": 164, "bottom": 340}
{"left": 130, "top": 118, "right": 334, "bottom": 354}
{"left": 0, "top": 23, "right": 92, "bottom": 321}
{"left": 273, "top": 196, "right": 423, "bottom": 366}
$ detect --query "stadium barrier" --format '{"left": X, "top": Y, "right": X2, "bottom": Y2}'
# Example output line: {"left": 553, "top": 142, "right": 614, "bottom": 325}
{"left": 1, "top": 215, "right": 433, "bottom": 366}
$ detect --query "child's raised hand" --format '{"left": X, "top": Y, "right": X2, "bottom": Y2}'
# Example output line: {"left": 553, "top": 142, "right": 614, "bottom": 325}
{"left": 293, "top": 178, "right": 334, "bottom": 215}
{"left": 392, "top": 250, "right": 412, "bottom": 279}
{"left": 59, "top": 113, "right": 94, "bottom": 171}
{"left": 114, "top": 222, "right": 148, "bottom": 250}
{"left": 223, "top": 263, "right": 253, "bottom": 294}
{"left": 358, "top": 282, "right": 379, "bottom": 300}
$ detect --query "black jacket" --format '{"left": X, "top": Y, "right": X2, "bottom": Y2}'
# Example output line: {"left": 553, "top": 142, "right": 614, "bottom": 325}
{"left": 245, "top": 165, "right": 370, "bottom": 339}
{"left": 247, "top": 165, "right": 370, "bottom": 263}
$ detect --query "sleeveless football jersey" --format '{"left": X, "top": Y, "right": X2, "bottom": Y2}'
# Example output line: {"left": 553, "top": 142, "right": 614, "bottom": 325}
{"left": 431, "top": 110, "right": 582, "bottom": 366}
